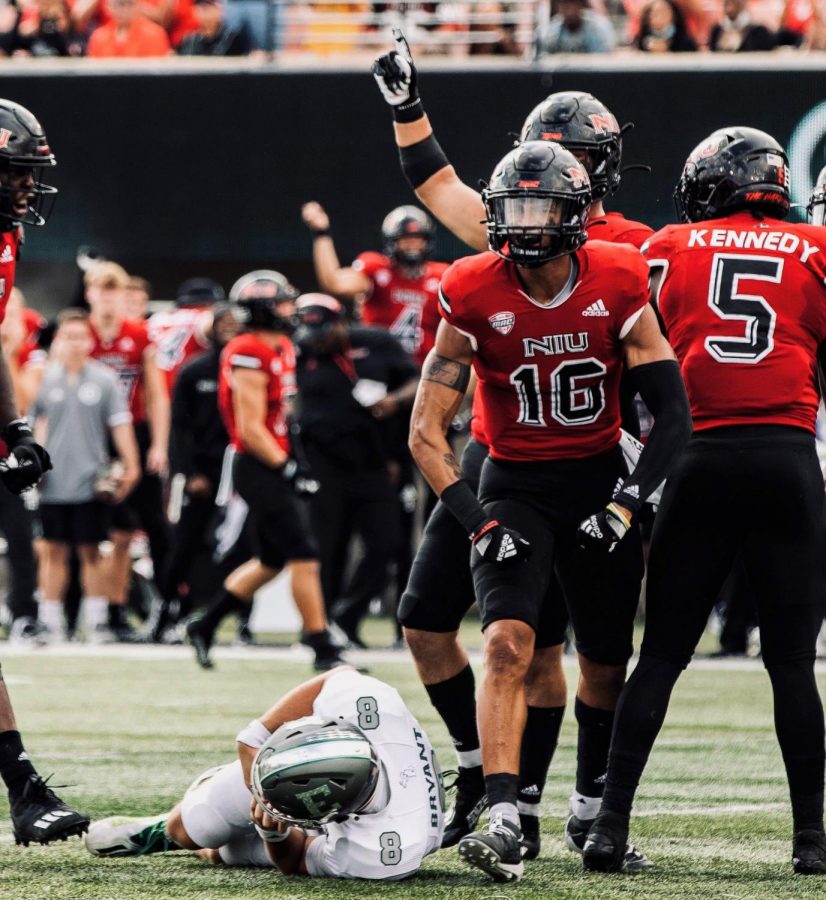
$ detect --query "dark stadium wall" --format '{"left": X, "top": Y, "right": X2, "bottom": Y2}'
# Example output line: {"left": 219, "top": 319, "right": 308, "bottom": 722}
{"left": 5, "top": 66, "right": 826, "bottom": 307}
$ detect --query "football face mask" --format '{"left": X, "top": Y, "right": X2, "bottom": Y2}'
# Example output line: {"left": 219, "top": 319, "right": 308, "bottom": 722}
{"left": 484, "top": 192, "right": 588, "bottom": 268}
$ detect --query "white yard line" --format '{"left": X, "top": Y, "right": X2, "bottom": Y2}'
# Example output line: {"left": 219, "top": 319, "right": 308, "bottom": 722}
{"left": 1, "top": 643, "right": 824, "bottom": 674}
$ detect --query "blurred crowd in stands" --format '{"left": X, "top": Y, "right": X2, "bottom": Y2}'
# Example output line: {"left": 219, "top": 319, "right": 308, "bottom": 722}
{"left": 0, "top": 0, "right": 822, "bottom": 59}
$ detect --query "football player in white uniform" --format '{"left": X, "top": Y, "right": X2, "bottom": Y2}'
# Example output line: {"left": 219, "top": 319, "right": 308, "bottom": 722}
{"left": 85, "top": 668, "right": 444, "bottom": 880}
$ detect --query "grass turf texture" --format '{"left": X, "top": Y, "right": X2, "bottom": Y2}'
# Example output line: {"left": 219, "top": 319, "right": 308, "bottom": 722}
{"left": 0, "top": 645, "right": 822, "bottom": 899}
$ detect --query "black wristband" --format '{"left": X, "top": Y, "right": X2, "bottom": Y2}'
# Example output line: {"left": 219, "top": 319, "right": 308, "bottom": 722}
{"left": 399, "top": 134, "right": 451, "bottom": 190}
{"left": 440, "top": 480, "right": 488, "bottom": 536}
{"left": 392, "top": 97, "right": 424, "bottom": 124}
{"left": 311, "top": 229, "right": 330, "bottom": 239}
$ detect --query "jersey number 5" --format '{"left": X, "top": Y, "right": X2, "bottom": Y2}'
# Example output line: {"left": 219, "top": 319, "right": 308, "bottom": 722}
{"left": 705, "top": 253, "right": 781, "bottom": 364}
{"left": 510, "top": 358, "right": 607, "bottom": 427}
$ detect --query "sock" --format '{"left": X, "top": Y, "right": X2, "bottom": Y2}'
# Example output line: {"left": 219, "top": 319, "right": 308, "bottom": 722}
{"left": 599, "top": 655, "right": 683, "bottom": 823}
{"left": 766, "top": 659, "right": 826, "bottom": 833}
{"left": 574, "top": 697, "right": 615, "bottom": 799}
{"left": 485, "top": 772, "right": 519, "bottom": 828}
{"left": 517, "top": 705, "right": 565, "bottom": 817}
{"left": 0, "top": 730, "right": 37, "bottom": 799}
{"left": 39, "top": 599, "right": 64, "bottom": 635}
{"left": 80, "top": 597, "right": 108, "bottom": 635}
{"left": 424, "top": 665, "right": 480, "bottom": 765}
{"left": 108, "top": 603, "right": 130, "bottom": 629}
{"left": 134, "top": 818, "right": 183, "bottom": 855}
{"left": 569, "top": 790, "right": 603, "bottom": 822}
{"left": 198, "top": 589, "right": 244, "bottom": 636}
{"left": 302, "top": 628, "right": 337, "bottom": 658}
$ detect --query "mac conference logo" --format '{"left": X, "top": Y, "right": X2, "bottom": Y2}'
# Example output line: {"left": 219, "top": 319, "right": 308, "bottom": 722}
{"left": 788, "top": 101, "right": 826, "bottom": 216}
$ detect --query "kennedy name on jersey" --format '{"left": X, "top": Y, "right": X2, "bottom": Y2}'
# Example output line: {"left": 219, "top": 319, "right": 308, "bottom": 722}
{"left": 523, "top": 332, "right": 589, "bottom": 358}
{"left": 687, "top": 228, "right": 819, "bottom": 263}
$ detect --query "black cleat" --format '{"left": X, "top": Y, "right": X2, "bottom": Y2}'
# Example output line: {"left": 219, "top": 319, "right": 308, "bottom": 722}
{"left": 520, "top": 813, "right": 541, "bottom": 860}
{"left": 186, "top": 619, "right": 214, "bottom": 670}
{"left": 581, "top": 810, "right": 631, "bottom": 873}
{"left": 569, "top": 810, "right": 651, "bottom": 871}
{"left": 458, "top": 813, "right": 524, "bottom": 882}
{"left": 793, "top": 829, "right": 826, "bottom": 874}
{"left": 11, "top": 775, "right": 90, "bottom": 846}
{"left": 441, "top": 767, "right": 487, "bottom": 848}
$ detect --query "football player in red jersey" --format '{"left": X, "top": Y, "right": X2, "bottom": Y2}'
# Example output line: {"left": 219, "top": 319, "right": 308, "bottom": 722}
{"left": 0, "top": 97, "right": 90, "bottom": 847}
{"left": 85, "top": 260, "right": 171, "bottom": 640}
{"left": 409, "top": 141, "right": 690, "bottom": 882}
{"left": 301, "top": 201, "right": 445, "bottom": 367}
{"left": 582, "top": 129, "right": 826, "bottom": 876}
{"left": 372, "top": 32, "right": 656, "bottom": 861}
{"left": 186, "top": 285, "right": 347, "bottom": 673}
{"left": 148, "top": 277, "right": 224, "bottom": 393}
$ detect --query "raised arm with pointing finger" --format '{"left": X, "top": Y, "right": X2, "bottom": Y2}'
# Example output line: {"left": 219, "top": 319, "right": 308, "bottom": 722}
{"left": 372, "top": 29, "right": 487, "bottom": 251}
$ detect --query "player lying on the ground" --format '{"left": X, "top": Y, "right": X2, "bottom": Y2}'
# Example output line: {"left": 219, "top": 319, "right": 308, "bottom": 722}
{"left": 86, "top": 667, "right": 444, "bottom": 880}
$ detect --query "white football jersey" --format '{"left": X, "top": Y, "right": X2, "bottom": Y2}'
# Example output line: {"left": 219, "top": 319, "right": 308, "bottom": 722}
{"left": 303, "top": 669, "right": 444, "bottom": 880}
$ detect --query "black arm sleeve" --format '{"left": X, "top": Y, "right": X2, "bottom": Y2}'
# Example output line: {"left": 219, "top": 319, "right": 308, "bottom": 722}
{"left": 613, "top": 359, "right": 692, "bottom": 514}
{"left": 399, "top": 134, "right": 451, "bottom": 191}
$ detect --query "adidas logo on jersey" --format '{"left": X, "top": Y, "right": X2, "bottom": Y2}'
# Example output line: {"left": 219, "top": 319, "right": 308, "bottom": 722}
{"left": 497, "top": 534, "right": 518, "bottom": 562}
{"left": 622, "top": 484, "right": 640, "bottom": 500}
{"left": 582, "top": 299, "right": 609, "bottom": 317}
{"left": 582, "top": 299, "right": 611, "bottom": 316}
{"left": 0, "top": 245, "right": 13, "bottom": 264}
{"left": 488, "top": 311, "right": 515, "bottom": 335}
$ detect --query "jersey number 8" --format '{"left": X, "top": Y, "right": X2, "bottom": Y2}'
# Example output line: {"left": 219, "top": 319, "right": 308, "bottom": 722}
{"left": 356, "top": 696, "right": 380, "bottom": 730}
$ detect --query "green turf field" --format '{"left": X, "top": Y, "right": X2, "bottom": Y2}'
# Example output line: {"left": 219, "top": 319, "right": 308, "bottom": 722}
{"left": 0, "top": 641, "right": 822, "bottom": 900}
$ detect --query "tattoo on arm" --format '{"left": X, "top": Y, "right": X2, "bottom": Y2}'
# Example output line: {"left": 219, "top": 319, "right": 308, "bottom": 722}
{"left": 423, "top": 355, "right": 471, "bottom": 393}
{"left": 443, "top": 453, "right": 462, "bottom": 480}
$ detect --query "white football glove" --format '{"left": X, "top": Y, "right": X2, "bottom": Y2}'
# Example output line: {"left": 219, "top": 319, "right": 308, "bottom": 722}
{"left": 371, "top": 27, "right": 419, "bottom": 108}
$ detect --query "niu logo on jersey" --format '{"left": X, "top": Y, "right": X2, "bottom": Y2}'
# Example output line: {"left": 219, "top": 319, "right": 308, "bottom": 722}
{"left": 0, "top": 129, "right": 11, "bottom": 150}
{"left": 488, "top": 311, "right": 515, "bottom": 335}
{"left": 589, "top": 113, "right": 619, "bottom": 136}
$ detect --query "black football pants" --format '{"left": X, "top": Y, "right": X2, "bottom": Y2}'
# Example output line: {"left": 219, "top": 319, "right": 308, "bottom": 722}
{"left": 602, "top": 426, "right": 826, "bottom": 824}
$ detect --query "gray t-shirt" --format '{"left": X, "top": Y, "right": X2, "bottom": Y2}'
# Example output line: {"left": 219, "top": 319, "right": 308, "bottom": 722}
{"left": 33, "top": 360, "right": 132, "bottom": 504}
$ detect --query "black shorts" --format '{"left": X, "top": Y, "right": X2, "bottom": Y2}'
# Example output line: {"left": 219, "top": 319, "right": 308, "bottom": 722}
{"left": 473, "top": 447, "right": 644, "bottom": 665}
{"left": 37, "top": 501, "right": 110, "bottom": 545}
{"left": 642, "top": 425, "right": 826, "bottom": 668}
{"left": 232, "top": 453, "right": 318, "bottom": 570}
{"left": 398, "top": 438, "right": 569, "bottom": 649}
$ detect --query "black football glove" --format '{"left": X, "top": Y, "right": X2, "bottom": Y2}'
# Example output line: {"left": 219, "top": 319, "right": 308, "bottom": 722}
{"left": 577, "top": 503, "right": 632, "bottom": 553}
{"left": 281, "top": 459, "right": 320, "bottom": 497}
{"left": 371, "top": 27, "right": 419, "bottom": 110}
{"left": 471, "top": 519, "right": 531, "bottom": 566}
{"left": 0, "top": 419, "right": 51, "bottom": 495}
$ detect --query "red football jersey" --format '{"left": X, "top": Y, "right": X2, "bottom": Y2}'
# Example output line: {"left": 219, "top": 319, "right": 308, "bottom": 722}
{"left": 0, "top": 229, "right": 21, "bottom": 326}
{"left": 352, "top": 251, "right": 447, "bottom": 366}
{"left": 588, "top": 212, "right": 653, "bottom": 250}
{"left": 218, "top": 333, "right": 295, "bottom": 455}
{"left": 441, "top": 243, "right": 649, "bottom": 461}
{"left": 88, "top": 318, "right": 151, "bottom": 423}
{"left": 468, "top": 213, "right": 653, "bottom": 448}
{"left": 645, "top": 212, "right": 826, "bottom": 433}
{"left": 148, "top": 307, "right": 211, "bottom": 393}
